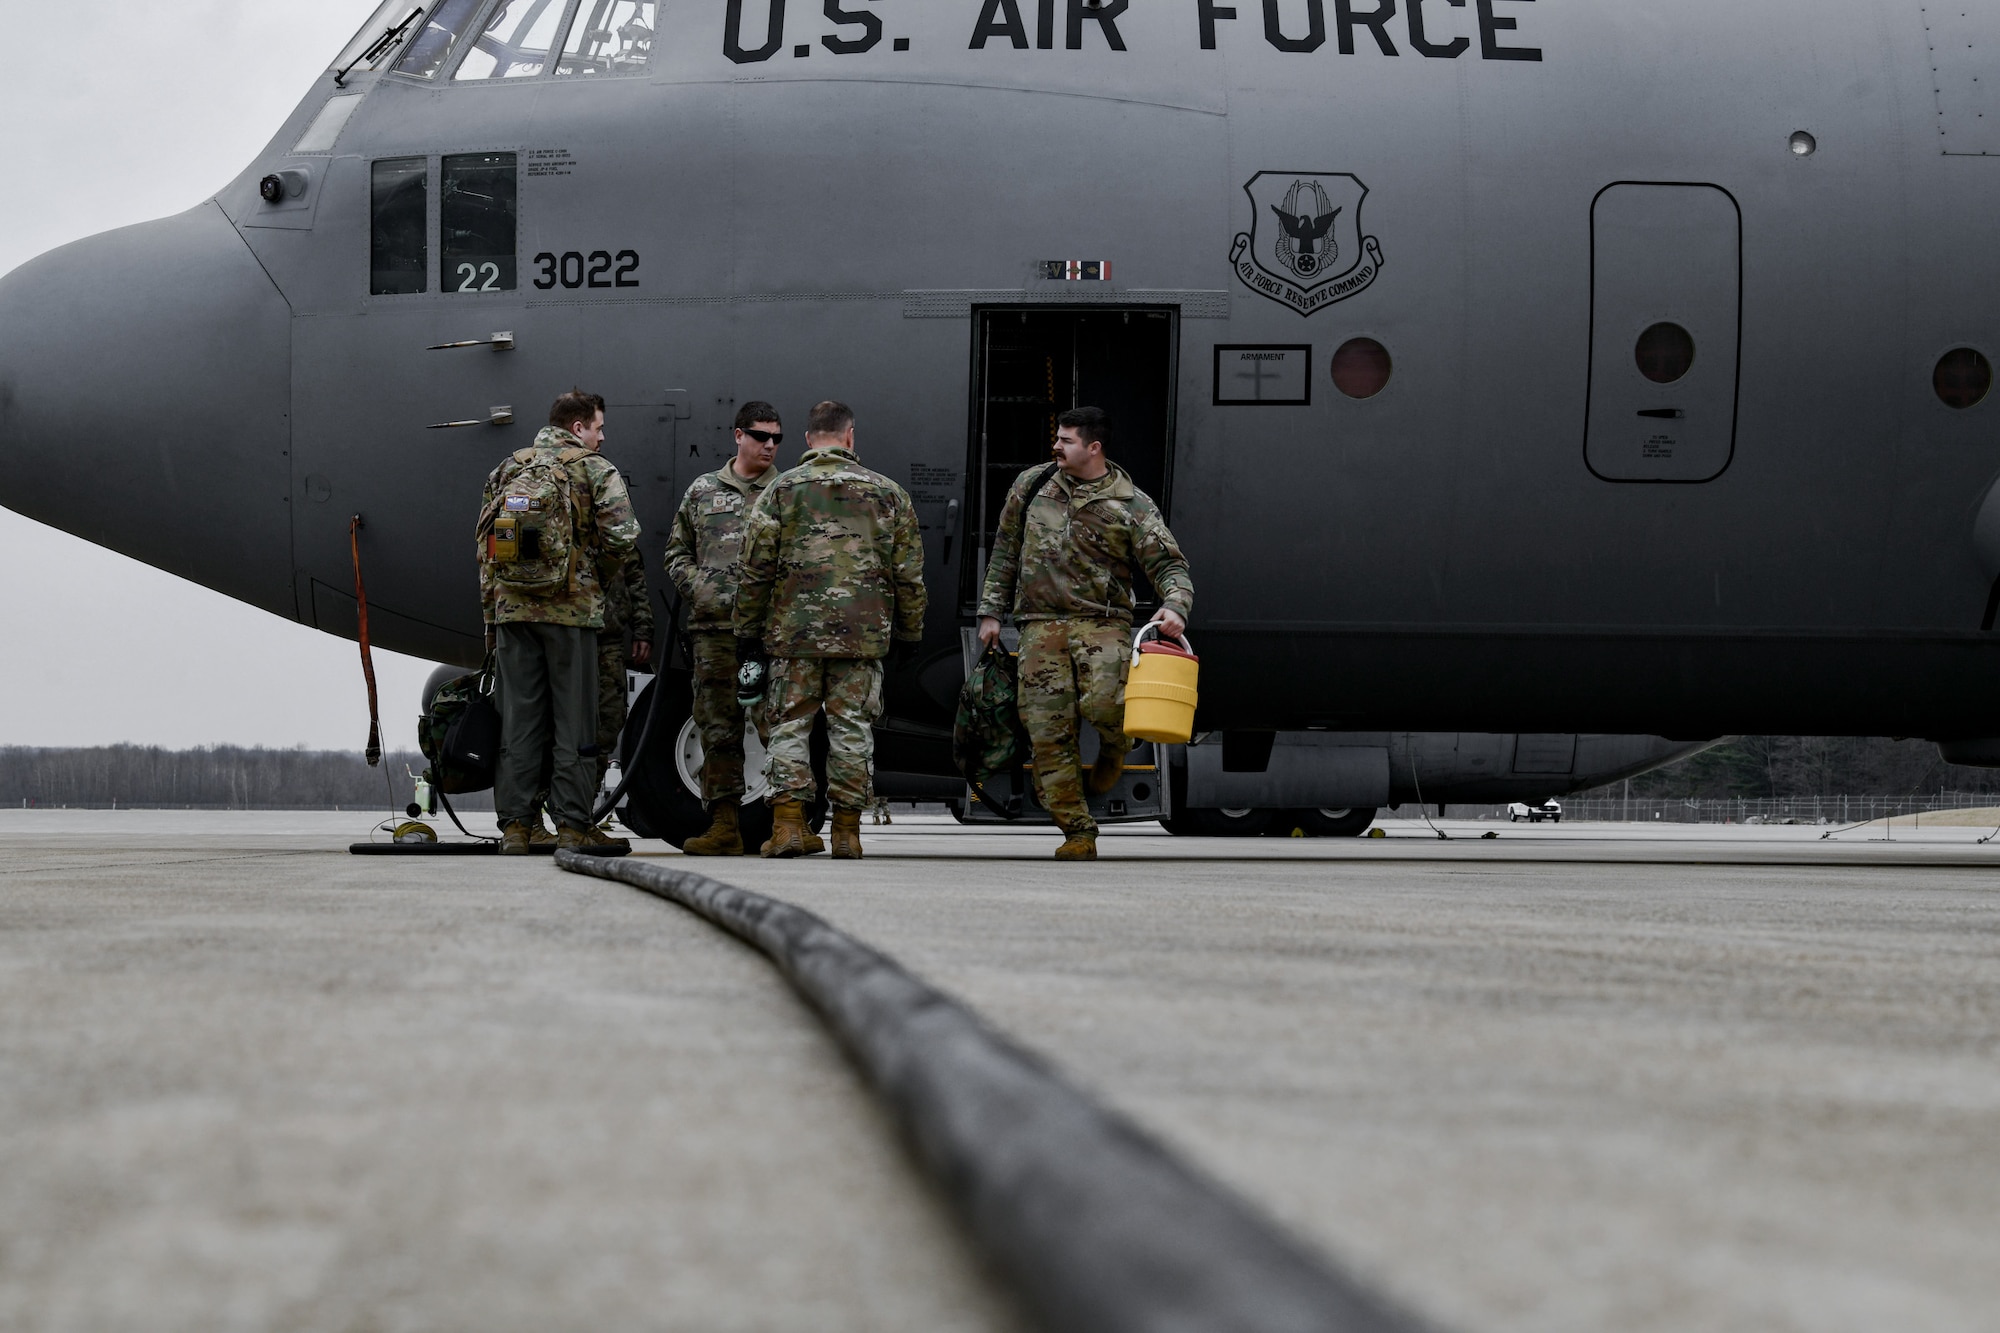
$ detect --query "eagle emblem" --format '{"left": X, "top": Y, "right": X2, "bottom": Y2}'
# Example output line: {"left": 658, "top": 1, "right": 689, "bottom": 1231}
{"left": 1270, "top": 180, "right": 1341, "bottom": 278}
{"left": 1230, "top": 172, "right": 1384, "bottom": 316}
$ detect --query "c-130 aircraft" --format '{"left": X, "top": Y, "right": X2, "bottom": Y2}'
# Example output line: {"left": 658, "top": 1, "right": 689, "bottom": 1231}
{"left": 3, "top": 0, "right": 1996, "bottom": 843}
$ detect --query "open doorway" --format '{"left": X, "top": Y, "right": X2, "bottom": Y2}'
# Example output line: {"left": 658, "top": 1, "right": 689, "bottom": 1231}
{"left": 961, "top": 306, "right": 1179, "bottom": 612}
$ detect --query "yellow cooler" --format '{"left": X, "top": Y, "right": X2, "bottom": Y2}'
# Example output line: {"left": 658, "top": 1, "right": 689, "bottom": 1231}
{"left": 1123, "top": 628, "right": 1199, "bottom": 744}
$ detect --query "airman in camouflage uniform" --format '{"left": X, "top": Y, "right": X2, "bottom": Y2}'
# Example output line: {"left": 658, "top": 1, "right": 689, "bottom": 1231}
{"left": 663, "top": 402, "right": 781, "bottom": 854}
{"left": 528, "top": 487, "right": 658, "bottom": 847}
{"left": 734, "top": 401, "right": 926, "bottom": 859}
{"left": 978, "top": 407, "right": 1192, "bottom": 860}
{"left": 479, "top": 392, "right": 641, "bottom": 855}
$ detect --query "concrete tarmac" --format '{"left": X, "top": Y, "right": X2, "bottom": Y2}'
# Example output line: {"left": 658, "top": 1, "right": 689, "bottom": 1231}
{"left": 2, "top": 810, "right": 1996, "bottom": 1333}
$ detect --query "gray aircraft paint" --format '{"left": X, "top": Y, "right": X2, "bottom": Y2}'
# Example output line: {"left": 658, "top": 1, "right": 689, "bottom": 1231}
{"left": 0, "top": 0, "right": 1995, "bottom": 760}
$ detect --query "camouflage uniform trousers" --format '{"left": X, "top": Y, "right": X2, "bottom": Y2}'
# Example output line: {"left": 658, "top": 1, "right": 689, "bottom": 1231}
{"left": 763, "top": 656, "right": 883, "bottom": 811}
{"left": 1016, "top": 618, "right": 1132, "bottom": 837}
{"left": 691, "top": 631, "right": 766, "bottom": 803}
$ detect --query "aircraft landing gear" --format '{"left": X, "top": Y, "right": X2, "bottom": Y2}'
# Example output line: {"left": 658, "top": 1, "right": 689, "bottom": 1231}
{"left": 1280, "top": 807, "right": 1379, "bottom": 838}
{"left": 1161, "top": 806, "right": 1379, "bottom": 837}
{"left": 1160, "top": 806, "right": 1275, "bottom": 837}
{"left": 618, "top": 671, "right": 826, "bottom": 851}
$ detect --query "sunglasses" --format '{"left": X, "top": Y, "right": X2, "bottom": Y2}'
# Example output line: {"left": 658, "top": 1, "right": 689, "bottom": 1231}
{"left": 742, "top": 428, "right": 783, "bottom": 445}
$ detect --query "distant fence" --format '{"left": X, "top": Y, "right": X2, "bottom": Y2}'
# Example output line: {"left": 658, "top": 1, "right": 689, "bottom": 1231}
{"left": 1434, "top": 791, "right": 2000, "bottom": 826}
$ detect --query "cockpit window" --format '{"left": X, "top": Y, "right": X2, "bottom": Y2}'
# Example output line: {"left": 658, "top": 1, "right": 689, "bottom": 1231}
{"left": 331, "top": 0, "right": 425, "bottom": 75}
{"left": 554, "top": 1, "right": 657, "bottom": 77}
{"left": 455, "top": 0, "right": 572, "bottom": 81}
{"left": 394, "top": 0, "right": 488, "bottom": 79}
{"left": 370, "top": 159, "right": 429, "bottom": 295}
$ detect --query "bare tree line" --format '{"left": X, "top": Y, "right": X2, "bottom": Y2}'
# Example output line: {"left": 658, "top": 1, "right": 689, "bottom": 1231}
{"left": 8, "top": 737, "right": 1997, "bottom": 813}
{"left": 0, "top": 746, "right": 491, "bottom": 811}
{"left": 1596, "top": 736, "right": 2000, "bottom": 802}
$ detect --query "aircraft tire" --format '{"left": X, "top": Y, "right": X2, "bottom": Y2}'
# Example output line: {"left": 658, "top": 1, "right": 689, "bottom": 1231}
{"left": 1160, "top": 806, "right": 1276, "bottom": 837}
{"left": 1279, "top": 807, "right": 1378, "bottom": 838}
{"left": 618, "top": 672, "right": 827, "bottom": 849}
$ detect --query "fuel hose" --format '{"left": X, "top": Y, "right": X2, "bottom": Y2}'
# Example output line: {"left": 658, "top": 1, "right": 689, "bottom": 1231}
{"left": 553, "top": 851, "right": 1434, "bottom": 1333}
{"left": 589, "top": 584, "right": 683, "bottom": 827}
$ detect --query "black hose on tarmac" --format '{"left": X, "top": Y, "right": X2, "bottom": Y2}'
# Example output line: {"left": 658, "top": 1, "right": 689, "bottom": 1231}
{"left": 553, "top": 850, "right": 1433, "bottom": 1333}
{"left": 589, "top": 584, "right": 683, "bottom": 828}
{"left": 589, "top": 673, "right": 664, "bottom": 827}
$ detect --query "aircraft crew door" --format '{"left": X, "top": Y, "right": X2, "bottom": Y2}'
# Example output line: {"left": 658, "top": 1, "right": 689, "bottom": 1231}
{"left": 962, "top": 307, "right": 1179, "bottom": 613}
{"left": 1585, "top": 184, "right": 1741, "bottom": 483}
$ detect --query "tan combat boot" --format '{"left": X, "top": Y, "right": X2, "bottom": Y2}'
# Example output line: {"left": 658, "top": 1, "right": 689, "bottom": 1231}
{"left": 1054, "top": 830, "right": 1098, "bottom": 861}
{"left": 761, "top": 799, "right": 810, "bottom": 858}
{"left": 500, "top": 822, "right": 532, "bottom": 856}
{"left": 682, "top": 801, "right": 744, "bottom": 856}
{"left": 830, "top": 808, "right": 864, "bottom": 859}
{"left": 1087, "top": 748, "right": 1126, "bottom": 795}
{"left": 558, "top": 824, "right": 631, "bottom": 857}
{"left": 528, "top": 820, "right": 558, "bottom": 851}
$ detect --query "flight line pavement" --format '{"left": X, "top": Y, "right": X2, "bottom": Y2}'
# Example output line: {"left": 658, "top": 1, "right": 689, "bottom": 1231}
{"left": 1, "top": 811, "right": 1995, "bottom": 1333}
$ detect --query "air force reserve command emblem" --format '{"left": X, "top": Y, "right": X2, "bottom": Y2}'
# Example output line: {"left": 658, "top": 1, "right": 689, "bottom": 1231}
{"left": 1230, "top": 172, "right": 1385, "bottom": 316}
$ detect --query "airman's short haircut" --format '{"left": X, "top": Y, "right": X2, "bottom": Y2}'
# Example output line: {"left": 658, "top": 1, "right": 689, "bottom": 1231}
{"left": 1057, "top": 405, "right": 1110, "bottom": 447}
{"left": 734, "top": 401, "right": 781, "bottom": 432}
{"left": 806, "top": 400, "right": 855, "bottom": 437}
{"left": 549, "top": 389, "right": 606, "bottom": 431}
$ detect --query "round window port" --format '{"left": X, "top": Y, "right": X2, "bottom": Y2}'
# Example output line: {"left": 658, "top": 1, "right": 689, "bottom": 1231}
{"left": 1789, "top": 130, "right": 1817, "bottom": 157}
{"left": 259, "top": 174, "right": 286, "bottom": 204}
{"left": 1935, "top": 347, "right": 1992, "bottom": 410}
{"left": 1635, "top": 322, "right": 1696, "bottom": 384}
{"left": 1331, "top": 338, "right": 1392, "bottom": 399}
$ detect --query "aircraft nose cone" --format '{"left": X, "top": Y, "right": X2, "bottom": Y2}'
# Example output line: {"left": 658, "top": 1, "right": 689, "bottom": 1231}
{"left": 0, "top": 202, "right": 293, "bottom": 615}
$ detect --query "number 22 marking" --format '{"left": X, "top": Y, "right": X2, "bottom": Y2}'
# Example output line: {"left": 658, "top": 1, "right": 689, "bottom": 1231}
{"left": 456, "top": 261, "right": 501, "bottom": 293}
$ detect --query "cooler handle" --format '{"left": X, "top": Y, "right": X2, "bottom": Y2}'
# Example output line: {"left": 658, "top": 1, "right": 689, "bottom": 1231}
{"left": 1132, "top": 623, "right": 1194, "bottom": 665}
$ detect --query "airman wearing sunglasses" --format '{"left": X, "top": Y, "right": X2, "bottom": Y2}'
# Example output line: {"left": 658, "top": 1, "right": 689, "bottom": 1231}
{"left": 662, "top": 402, "right": 784, "bottom": 854}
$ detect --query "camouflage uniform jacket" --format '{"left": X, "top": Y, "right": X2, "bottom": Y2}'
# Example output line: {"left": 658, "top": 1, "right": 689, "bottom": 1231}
{"left": 662, "top": 463, "right": 774, "bottom": 632}
{"left": 733, "top": 445, "right": 927, "bottom": 659}
{"left": 478, "top": 427, "right": 641, "bottom": 629}
{"left": 598, "top": 546, "right": 656, "bottom": 641}
{"left": 977, "top": 462, "right": 1193, "bottom": 625}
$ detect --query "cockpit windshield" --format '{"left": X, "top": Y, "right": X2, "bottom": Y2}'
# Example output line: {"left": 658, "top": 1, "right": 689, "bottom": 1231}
{"left": 454, "top": 0, "right": 570, "bottom": 81}
{"left": 554, "top": 1, "right": 657, "bottom": 77}
{"left": 330, "top": 0, "right": 425, "bottom": 79}
{"left": 394, "top": 0, "right": 488, "bottom": 79}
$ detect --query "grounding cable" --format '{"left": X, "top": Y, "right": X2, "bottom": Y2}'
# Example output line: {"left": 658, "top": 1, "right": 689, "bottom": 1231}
{"left": 1406, "top": 734, "right": 1449, "bottom": 840}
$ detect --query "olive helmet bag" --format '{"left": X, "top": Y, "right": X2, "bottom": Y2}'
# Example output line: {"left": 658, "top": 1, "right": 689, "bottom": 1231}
{"left": 477, "top": 446, "right": 589, "bottom": 598}
{"left": 418, "top": 662, "right": 501, "bottom": 794}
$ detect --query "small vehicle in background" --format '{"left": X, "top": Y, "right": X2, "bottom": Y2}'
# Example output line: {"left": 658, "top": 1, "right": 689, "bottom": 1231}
{"left": 1508, "top": 800, "right": 1564, "bottom": 823}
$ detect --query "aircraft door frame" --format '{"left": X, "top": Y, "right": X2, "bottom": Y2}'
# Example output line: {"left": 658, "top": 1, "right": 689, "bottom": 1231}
{"left": 958, "top": 304, "right": 1182, "bottom": 616}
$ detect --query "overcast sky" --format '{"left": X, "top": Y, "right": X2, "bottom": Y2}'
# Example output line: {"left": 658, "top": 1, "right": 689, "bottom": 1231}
{"left": 0, "top": 1, "right": 445, "bottom": 752}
